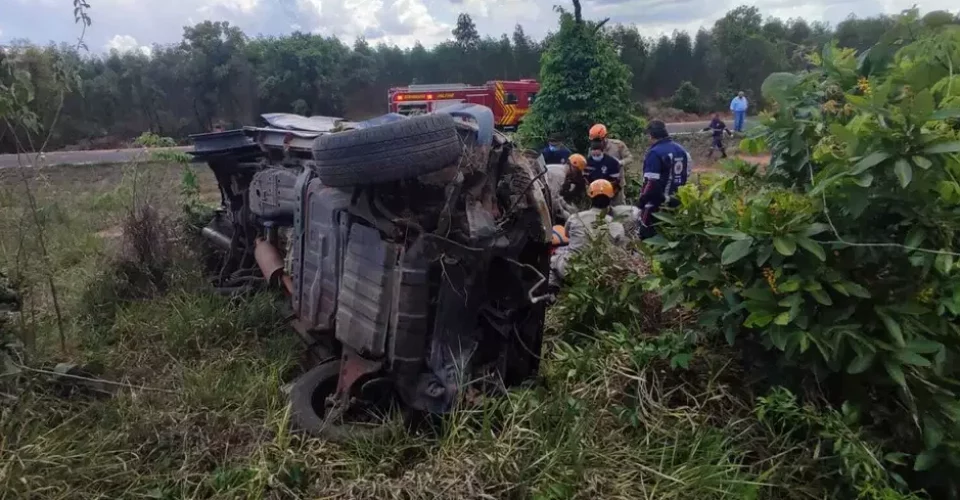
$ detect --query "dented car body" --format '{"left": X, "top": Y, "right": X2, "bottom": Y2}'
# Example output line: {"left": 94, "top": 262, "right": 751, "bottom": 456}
{"left": 190, "top": 106, "right": 554, "bottom": 434}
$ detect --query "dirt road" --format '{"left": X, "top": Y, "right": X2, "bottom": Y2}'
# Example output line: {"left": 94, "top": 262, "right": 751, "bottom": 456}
{"left": 0, "top": 120, "right": 756, "bottom": 169}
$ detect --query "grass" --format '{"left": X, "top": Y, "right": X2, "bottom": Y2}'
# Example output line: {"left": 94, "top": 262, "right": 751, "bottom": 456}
{"left": 0, "top": 161, "right": 903, "bottom": 499}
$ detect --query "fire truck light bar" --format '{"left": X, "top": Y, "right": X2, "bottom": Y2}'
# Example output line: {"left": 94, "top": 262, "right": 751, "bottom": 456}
{"left": 393, "top": 92, "right": 452, "bottom": 102}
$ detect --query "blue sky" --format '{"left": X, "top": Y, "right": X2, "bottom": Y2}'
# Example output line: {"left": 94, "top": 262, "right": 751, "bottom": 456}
{"left": 0, "top": 0, "right": 956, "bottom": 54}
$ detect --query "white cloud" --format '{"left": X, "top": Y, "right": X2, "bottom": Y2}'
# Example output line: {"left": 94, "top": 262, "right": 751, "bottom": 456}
{"left": 199, "top": 0, "right": 261, "bottom": 15}
{"left": 5, "top": 0, "right": 958, "bottom": 54}
{"left": 105, "top": 35, "right": 152, "bottom": 57}
{"left": 296, "top": 0, "right": 450, "bottom": 48}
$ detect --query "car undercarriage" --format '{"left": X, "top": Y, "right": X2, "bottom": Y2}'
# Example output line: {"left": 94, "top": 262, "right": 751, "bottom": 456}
{"left": 189, "top": 106, "right": 554, "bottom": 437}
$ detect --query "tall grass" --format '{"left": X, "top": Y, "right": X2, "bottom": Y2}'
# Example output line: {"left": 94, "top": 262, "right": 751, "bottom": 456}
{"left": 0, "top": 162, "right": 921, "bottom": 499}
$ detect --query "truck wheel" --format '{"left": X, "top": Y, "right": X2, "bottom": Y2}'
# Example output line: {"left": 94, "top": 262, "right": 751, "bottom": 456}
{"left": 312, "top": 114, "right": 462, "bottom": 187}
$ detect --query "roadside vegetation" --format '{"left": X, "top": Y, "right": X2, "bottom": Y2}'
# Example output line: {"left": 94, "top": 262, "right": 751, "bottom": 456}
{"left": 2, "top": 4, "right": 960, "bottom": 500}
{"left": 0, "top": 161, "right": 900, "bottom": 499}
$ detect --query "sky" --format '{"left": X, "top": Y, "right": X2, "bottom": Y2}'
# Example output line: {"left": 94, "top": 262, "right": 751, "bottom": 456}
{"left": 0, "top": 0, "right": 957, "bottom": 55}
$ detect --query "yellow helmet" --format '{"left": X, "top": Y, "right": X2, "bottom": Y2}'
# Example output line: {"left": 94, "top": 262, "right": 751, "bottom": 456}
{"left": 588, "top": 179, "right": 615, "bottom": 199}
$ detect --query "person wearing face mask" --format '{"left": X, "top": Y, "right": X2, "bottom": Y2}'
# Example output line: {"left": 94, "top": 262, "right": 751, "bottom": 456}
{"left": 549, "top": 179, "right": 626, "bottom": 290}
{"left": 541, "top": 133, "right": 572, "bottom": 165}
{"left": 588, "top": 123, "right": 633, "bottom": 168}
{"left": 585, "top": 140, "right": 625, "bottom": 205}
{"left": 636, "top": 120, "right": 691, "bottom": 239}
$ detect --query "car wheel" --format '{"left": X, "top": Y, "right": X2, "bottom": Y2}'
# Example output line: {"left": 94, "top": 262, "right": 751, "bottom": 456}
{"left": 311, "top": 114, "right": 462, "bottom": 187}
{"left": 288, "top": 360, "right": 391, "bottom": 442}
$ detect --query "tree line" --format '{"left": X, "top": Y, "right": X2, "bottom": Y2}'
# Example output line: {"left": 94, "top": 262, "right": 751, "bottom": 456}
{"left": 1, "top": 6, "right": 957, "bottom": 152}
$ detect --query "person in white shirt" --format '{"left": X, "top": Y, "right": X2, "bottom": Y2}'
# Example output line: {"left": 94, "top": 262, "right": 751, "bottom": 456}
{"left": 729, "top": 91, "right": 749, "bottom": 132}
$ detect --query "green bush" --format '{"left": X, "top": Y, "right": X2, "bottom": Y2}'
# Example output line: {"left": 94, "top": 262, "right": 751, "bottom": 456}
{"left": 649, "top": 12, "right": 960, "bottom": 495}
{"left": 551, "top": 236, "right": 656, "bottom": 338}
{"left": 133, "top": 131, "right": 176, "bottom": 148}
{"left": 517, "top": 8, "right": 645, "bottom": 152}
{"left": 671, "top": 81, "right": 702, "bottom": 114}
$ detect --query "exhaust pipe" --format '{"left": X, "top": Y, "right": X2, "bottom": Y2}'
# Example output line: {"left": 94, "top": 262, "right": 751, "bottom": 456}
{"left": 254, "top": 237, "right": 294, "bottom": 295}
{"left": 201, "top": 226, "right": 232, "bottom": 249}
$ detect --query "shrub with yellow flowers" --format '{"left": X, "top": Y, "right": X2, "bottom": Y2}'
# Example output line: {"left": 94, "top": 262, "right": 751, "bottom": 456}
{"left": 647, "top": 10, "right": 960, "bottom": 498}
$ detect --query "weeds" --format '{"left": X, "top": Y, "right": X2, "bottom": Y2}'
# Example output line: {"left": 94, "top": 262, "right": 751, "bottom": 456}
{"left": 0, "top": 160, "right": 929, "bottom": 499}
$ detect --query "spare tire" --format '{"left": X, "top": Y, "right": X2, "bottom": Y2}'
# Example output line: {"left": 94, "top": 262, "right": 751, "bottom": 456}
{"left": 312, "top": 114, "right": 462, "bottom": 187}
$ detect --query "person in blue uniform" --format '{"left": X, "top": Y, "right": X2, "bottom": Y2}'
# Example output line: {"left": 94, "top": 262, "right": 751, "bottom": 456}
{"left": 636, "top": 120, "right": 691, "bottom": 239}
{"left": 585, "top": 140, "right": 624, "bottom": 204}
{"left": 702, "top": 113, "right": 732, "bottom": 159}
{"left": 541, "top": 133, "right": 572, "bottom": 165}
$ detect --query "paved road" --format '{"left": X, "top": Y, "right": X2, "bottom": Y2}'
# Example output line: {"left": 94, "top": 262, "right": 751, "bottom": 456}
{"left": 0, "top": 146, "right": 192, "bottom": 169}
{"left": 0, "top": 120, "right": 755, "bottom": 169}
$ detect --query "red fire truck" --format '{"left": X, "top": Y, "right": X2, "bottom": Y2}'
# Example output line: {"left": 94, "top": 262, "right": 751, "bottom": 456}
{"left": 387, "top": 80, "right": 540, "bottom": 129}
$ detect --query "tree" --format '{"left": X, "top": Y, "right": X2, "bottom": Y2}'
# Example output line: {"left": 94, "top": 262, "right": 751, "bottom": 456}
{"left": 712, "top": 6, "right": 783, "bottom": 100}
{"left": 512, "top": 24, "right": 540, "bottom": 78}
{"left": 452, "top": 13, "right": 480, "bottom": 52}
{"left": 671, "top": 31, "right": 695, "bottom": 89}
{"left": 517, "top": 1, "right": 644, "bottom": 151}
{"left": 670, "top": 81, "right": 701, "bottom": 113}
{"left": 609, "top": 25, "right": 647, "bottom": 100}
{"left": 646, "top": 35, "right": 674, "bottom": 97}
{"left": 3, "top": 6, "right": 947, "bottom": 152}
{"left": 691, "top": 29, "right": 714, "bottom": 92}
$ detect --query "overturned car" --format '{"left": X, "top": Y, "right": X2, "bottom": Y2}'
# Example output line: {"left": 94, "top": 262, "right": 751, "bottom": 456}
{"left": 190, "top": 106, "right": 554, "bottom": 436}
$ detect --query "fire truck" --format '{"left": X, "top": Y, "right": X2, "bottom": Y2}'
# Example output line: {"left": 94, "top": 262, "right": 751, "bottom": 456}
{"left": 387, "top": 80, "right": 540, "bottom": 129}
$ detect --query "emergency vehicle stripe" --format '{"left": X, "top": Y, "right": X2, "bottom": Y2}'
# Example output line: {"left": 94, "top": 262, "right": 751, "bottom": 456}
{"left": 494, "top": 82, "right": 507, "bottom": 126}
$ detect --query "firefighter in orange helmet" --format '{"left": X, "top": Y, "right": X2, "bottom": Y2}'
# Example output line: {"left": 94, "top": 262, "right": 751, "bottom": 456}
{"left": 545, "top": 152, "right": 588, "bottom": 223}
{"left": 549, "top": 179, "right": 628, "bottom": 289}
{"left": 588, "top": 123, "right": 633, "bottom": 204}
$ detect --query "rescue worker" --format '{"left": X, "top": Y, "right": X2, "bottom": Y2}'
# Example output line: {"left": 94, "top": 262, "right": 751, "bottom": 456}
{"left": 585, "top": 140, "right": 625, "bottom": 205}
{"left": 636, "top": 120, "right": 691, "bottom": 239}
{"left": 702, "top": 113, "right": 732, "bottom": 159}
{"left": 589, "top": 123, "right": 634, "bottom": 168}
{"left": 549, "top": 179, "right": 627, "bottom": 289}
{"left": 541, "top": 133, "right": 572, "bottom": 165}
{"left": 545, "top": 153, "right": 588, "bottom": 222}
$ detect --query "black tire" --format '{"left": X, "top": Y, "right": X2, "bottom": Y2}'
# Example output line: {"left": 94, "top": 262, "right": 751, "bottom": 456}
{"left": 312, "top": 114, "right": 462, "bottom": 187}
{"left": 288, "top": 361, "right": 390, "bottom": 442}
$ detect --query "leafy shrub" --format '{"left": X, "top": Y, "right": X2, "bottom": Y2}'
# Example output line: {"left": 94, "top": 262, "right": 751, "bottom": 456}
{"left": 551, "top": 235, "right": 660, "bottom": 338}
{"left": 133, "top": 131, "right": 176, "bottom": 148}
{"left": 517, "top": 9, "right": 645, "bottom": 152}
{"left": 671, "top": 81, "right": 702, "bottom": 114}
{"left": 756, "top": 388, "right": 923, "bottom": 499}
{"left": 649, "top": 12, "right": 960, "bottom": 494}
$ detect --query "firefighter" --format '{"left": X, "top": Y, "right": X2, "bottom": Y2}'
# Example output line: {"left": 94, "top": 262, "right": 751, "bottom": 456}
{"left": 636, "top": 120, "right": 691, "bottom": 239}
{"left": 541, "top": 132, "right": 572, "bottom": 165}
{"left": 586, "top": 140, "right": 625, "bottom": 205}
{"left": 549, "top": 179, "right": 627, "bottom": 288}
{"left": 589, "top": 122, "right": 634, "bottom": 176}
{"left": 546, "top": 153, "right": 587, "bottom": 222}
{"left": 702, "top": 113, "right": 732, "bottom": 159}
